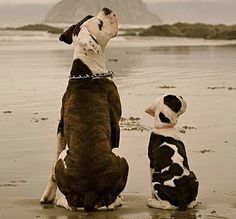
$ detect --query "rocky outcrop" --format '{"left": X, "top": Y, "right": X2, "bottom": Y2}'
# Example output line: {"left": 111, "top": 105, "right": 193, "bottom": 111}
{"left": 44, "top": 0, "right": 162, "bottom": 25}
{"left": 122, "top": 23, "right": 236, "bottom": 40}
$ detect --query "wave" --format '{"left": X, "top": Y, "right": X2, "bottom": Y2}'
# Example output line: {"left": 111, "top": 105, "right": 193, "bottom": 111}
{"left": 0, "top": 29, "right": 58, "bottom": 42}
{"left": 1, "top": 29, "right": 236, "bottom": 47}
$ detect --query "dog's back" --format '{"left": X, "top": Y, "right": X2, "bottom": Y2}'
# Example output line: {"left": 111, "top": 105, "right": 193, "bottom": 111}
{"left": 55, "top": 76, "right": 128, "bottom": 210}
{"left": 148, "top": 132, "right": 198, "bottom": 210}
{"left": 146, "top": 94, "right": 198, "bottom": 210}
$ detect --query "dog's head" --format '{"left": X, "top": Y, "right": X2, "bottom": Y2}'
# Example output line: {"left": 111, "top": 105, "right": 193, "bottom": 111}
{"left": 59, "top": 7, "right": 118, "bottom": 53}
{"left": 145, "top": 94, "right": 187, "bottom": 128}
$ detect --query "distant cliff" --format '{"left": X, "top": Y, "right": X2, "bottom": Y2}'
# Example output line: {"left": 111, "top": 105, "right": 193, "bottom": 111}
{"left": 44, "top": 0, "right": 162, "bottom": 25}
{"left": 122, "top": 23, "right": 236, "bottom": 40}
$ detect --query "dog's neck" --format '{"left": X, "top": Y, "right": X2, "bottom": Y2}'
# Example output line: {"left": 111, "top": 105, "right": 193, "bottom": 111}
{"left": 152, "top": 119, "right": 182, "bottom": 141}
{"left": 70, "top": 58, "right": 93, "bottom": 77}
{"left": 152, "top": 126, "right": 182, "bottom": 141}
{"left": 73, "top": 43, "right": 108, "bottom": 75}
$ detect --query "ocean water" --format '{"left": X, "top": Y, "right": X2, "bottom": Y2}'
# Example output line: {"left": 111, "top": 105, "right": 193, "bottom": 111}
{"left": 0, "top": 30, "right": 235, "bottom": 135}
{"left": 0, "top": 30, "right": 236, "bottom": 125}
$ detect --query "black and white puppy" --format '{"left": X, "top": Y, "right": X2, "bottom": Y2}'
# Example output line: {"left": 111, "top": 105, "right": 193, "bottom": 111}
{"left": 145, "top": 94, "right": 198, "bottom": 211}
{"left": 40, "top": 8, "right": 129, "bottom": 212}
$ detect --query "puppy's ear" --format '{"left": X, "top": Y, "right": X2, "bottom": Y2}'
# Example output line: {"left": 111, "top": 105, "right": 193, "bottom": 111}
{"left": 59, "top": 24, "right": 76, "bottom": 44}
{"left": 163, "top": 95, "right": 182, "bottom": 113}
{"left": 145, "top": 100, "right": 158, "bottom": 117}
{"left": 59, "top": 15, "right": 94, "bottom": 45}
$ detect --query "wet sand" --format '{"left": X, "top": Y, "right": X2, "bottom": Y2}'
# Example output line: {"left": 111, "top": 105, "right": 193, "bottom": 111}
{"left": 0, "top": 36, "right": 236, "bottom": 218}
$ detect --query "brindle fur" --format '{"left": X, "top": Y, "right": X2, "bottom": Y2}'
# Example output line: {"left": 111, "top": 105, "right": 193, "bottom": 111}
{"left": 55, "top": 59, "right": 128, "bottom": 210}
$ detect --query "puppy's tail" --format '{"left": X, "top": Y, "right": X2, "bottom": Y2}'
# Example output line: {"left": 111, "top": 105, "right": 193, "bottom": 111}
{"left": 83, "top": 192, "right": 99, "bottom": 212}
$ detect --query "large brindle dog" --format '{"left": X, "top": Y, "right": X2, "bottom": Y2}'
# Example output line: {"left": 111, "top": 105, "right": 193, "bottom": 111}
{"left": 145, "top": 94, "right": 198, "bottom": 211}
{"left": 40, "top": 8, "right": 129, "bottom": 212}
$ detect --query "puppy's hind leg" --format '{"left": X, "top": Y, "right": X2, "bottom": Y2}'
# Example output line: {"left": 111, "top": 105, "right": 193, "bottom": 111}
{"left": 40, "top": 120, "right": 66, "bottom": 204}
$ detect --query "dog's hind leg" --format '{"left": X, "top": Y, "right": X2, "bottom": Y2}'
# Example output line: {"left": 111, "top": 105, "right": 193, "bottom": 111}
{"left": 107, "top": 194, "right": 124, "bottom": 210}
{"left": 108, "top": 158, "right": 129, "bottom": 210}
{"left": 56, "top": 196, "right": 73, "bottom": 211}
{"left": 40, "top": 119, "right": 66, "bottom": 204}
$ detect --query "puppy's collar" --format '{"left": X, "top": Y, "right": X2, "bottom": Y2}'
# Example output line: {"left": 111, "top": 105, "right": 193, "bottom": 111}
{"left": 69, "top": 71, "right": 114, "bottom": 80}
{"left": 155, "top": 125, "right": 174, "bottom": 129}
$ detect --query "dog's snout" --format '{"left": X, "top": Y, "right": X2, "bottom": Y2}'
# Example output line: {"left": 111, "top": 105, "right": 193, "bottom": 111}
{"left": 102, "top": 7, "right": 112, "bottom": 15}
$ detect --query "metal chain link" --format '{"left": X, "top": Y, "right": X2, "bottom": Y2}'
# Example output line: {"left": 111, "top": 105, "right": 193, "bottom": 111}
{"left": 69, "top": 71, "right": 114, "bottom": 80}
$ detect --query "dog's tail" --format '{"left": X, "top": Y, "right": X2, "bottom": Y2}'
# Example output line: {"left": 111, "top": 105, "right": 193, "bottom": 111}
{"left": 83, "top": 192, "right": 99, "bottom": 212}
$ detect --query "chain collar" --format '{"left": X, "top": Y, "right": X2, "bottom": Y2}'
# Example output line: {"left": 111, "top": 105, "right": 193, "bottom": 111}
{"left": 69, "top": 71, "right": 114, "bottom": 80}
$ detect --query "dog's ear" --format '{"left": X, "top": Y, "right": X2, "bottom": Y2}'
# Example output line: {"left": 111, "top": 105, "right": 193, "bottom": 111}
{"left": 145, "top": 100, "right": 158, "bottom": 117}
{"left": 59, "top": 15, "right": 94, "bottom": 45}
{"left": 72, "top": 15, "right": 94, "bottom": 36}
{"left": 163, "top": 95, "right": 182, "bottom": 113}
{"left": 59, "top": 24, "right": 76, "bottom": 44}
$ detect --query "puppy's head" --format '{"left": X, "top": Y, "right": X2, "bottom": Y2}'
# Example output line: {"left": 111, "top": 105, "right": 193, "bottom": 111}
{"left": 145, "top": 94, "right": 187, "bottom": 128}
{"left": 59, "top": 8, "right": 118, "bottom": 52}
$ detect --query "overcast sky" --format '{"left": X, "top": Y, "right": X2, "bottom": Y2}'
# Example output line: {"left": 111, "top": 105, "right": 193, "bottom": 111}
{"left": 0, "top": 0, "right": 154, "bottom": 4}
{"left": 0, "top": 0, "right": 231, "bottom": 4}
{"left": 0, "top": 0, "right": 223, "bottom": 5}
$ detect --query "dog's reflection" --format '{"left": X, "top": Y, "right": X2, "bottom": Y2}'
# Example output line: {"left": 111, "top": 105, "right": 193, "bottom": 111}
{"left": 42, "top": 209, "right": 198, "bottom": 219}
{"left": 150, "top": 209, "right": 197, "bottom": 219}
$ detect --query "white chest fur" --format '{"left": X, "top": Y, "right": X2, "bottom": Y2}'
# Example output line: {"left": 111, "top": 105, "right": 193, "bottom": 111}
{"left": 152, "top": 127, "right": 182, "bottom": 141}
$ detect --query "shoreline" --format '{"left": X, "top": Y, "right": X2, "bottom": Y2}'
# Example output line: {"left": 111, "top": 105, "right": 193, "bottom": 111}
{"left": 1, "top": 22, "right": 236, "bottom": 40}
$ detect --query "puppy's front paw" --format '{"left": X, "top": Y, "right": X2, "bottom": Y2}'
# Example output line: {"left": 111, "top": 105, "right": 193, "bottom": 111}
{"left": 147, "top": 197, "right": 176, "bottom": 210}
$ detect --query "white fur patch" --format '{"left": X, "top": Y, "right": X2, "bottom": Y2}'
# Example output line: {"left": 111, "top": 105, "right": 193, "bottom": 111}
{"left": 112, "top": 148, "right": 124, "bottom": 158}
{"left": 58, "top": 145, "right": 69, "bottom": 169}
{"left": 148, "top": 196, "right": 197, "bottom": 210}
{"left": 56, "top": 196, "right": 72, "bottom": 211}
{"left": 72, "top": 9, "right": 118, "bottom": 75}
{"left": 145, "top": 94, "right": 187, "bottom": 129}
{"left": 152, "top": 127, "right": 182, "bottom": 141}
{"left": 40, "top": 180, "right": 57, "bottom": 204}
{"left": 107, "top": 194, "right": 123, "bottom": 210}
{"left": 148, "top": 196, "right": 177, "bottom": 210}
{"left": 159, "top": 142, "right": 190, "bottom": 187}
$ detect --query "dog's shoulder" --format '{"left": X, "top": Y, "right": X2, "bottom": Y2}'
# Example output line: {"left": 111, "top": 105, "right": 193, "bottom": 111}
{"left": 148, "top": 132, "right": 184, "bottom": 150}
{"left": 62, "top": 78, "right": 119, "bottom": 104}
{"left": 148, "top": 132, "right": 188, "bottom": 168}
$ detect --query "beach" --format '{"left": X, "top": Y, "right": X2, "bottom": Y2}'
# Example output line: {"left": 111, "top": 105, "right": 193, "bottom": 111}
{"left": 0, "top": 32, "right": 236, "bottom": 218}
